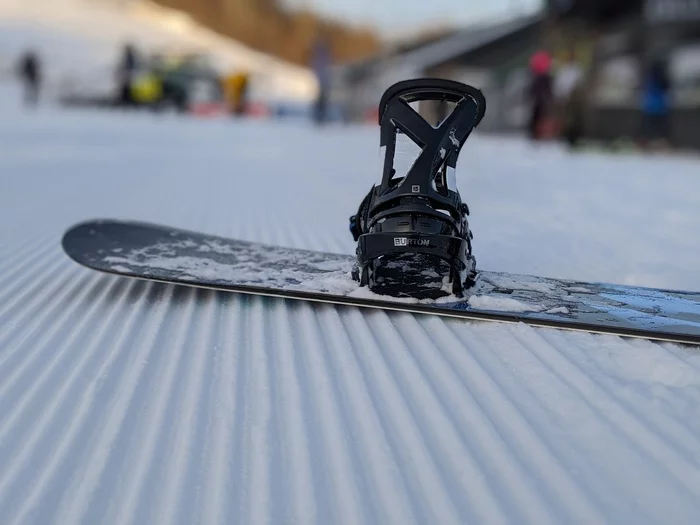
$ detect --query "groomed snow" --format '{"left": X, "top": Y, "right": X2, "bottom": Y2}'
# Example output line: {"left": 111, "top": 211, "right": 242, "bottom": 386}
{"left": 1, "top": 82, "right": 700, "bottom": 525}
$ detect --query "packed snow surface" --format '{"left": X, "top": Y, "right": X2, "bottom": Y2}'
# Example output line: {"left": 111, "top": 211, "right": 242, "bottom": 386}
{"left": 467, "top": 294, "right": 544, "bottom": 312}
{"left": 1, "top": 84, "right": 700, "bottom": 525}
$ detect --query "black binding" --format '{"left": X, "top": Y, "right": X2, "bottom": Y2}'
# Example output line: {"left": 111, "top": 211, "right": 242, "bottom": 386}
{"left": 350, "top": 78, "right": 486, "bottom": 298}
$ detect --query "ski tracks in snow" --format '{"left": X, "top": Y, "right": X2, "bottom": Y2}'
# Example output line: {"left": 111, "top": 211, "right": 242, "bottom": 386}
{"left": 454, "top": 322, "right": 700, "bottom": 524}
{"left": 2, "top": 111, "right": 700, "bottom": 524}
{"left": 0, "top": 261, "right": 699, "bottom": 525}
{"left": 1, "top": 266, "right": 700, "bottom": 525}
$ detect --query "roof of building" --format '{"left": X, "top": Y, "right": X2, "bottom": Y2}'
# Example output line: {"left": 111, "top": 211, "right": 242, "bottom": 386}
{"left": 337, "top": 12, "right": 544, "bottom": 82}
{"left": 396, "top": 12, "right": 545, "bottom": 72}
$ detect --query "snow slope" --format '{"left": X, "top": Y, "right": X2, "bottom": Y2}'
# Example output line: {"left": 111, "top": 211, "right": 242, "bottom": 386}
{"left": 1, "top": 93, "right": 700, "bottom": 524}
{"left": 0, "top": 0, "right": 317, "bottom": 103}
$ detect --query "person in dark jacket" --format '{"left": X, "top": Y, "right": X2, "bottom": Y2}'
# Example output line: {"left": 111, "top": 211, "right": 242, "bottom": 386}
{"left": 639, "top": 58, "right": 671, "bottom": 148}
{"left": 17, "top": 50, "right": 41, "bottom": 108}
{"left": 310, "top": 34, "right": 332, "bottom": 125}
{"left": 527, "top": 50, "right": 554, "bottom": 140}
{"left": 116, "top": 44, "right": 138, "bottom": 107}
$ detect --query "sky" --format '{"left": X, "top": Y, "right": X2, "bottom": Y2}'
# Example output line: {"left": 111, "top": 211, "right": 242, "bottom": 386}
{"left": 284, "top": 0, "right": 543, "bottom": 36}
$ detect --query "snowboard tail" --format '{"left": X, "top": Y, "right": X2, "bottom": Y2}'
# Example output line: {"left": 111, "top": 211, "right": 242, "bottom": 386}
{"left": 61, "top": 219, "right": 700, "bottom": 346}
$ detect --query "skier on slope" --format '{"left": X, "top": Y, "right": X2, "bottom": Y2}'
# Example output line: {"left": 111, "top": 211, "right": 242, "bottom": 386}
{"left": 116, "top": 43, "right": 138, "bottom": 108}
{"left": 17, "top": 50, "right": 42, "bottom": 108}
{"left": 639, "top": 57, "right": 671, "bottom": 149}
{"left": 554, "top": 50, "right": 585, "bottom": 147}
{"left": 527, "top": 50, "right": 554, "bottom": 140}
{"left": 309, "top": 33, "right": 332, "bottom": 125}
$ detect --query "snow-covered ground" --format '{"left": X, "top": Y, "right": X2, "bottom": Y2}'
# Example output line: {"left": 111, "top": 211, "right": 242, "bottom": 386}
{"left": 0, "top": 0, "right": 317, "bottom": 104}
{"left": 1, "top": 85, "right": 700, "bottom": 525}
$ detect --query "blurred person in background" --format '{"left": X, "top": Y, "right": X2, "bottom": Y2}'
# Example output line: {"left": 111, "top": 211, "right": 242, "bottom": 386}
{"left": 639, "top": 57, "right": 671, "bottom": 149}
{"left": 527, "top": 50, "right": 554, "bottom": 140}
{"left": 554, "top": 49, "right": 585, "bottom": 147}
{"left": 116, "top": 43, "right": 138, "bottom": 107}
{"left": 17, "top": 50, "right": 41, "bottom": 108}
{"left": 310, "top": 33, "right": 332, "bottom": 125}
{"left": 224, "top": 71, "right": 250, "bottom": 116}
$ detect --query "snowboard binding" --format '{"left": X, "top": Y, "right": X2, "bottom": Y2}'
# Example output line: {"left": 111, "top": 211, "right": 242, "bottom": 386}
{"left": 350, "top": 78, "right": 486, "bottom": 299}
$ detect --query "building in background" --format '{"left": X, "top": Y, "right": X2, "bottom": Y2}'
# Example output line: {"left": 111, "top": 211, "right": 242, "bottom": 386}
{"left": 333, "top": 1, "right": 700, "bottom": 149}
{"left": 547, "top": 0, "right": 700, "bottom": 149}
{"left": 331, "top": 14, "right": 546, "bottom": 129}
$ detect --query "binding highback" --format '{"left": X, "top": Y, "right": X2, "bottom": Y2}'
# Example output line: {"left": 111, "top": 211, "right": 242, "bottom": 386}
{"left": 371, "top": 78, "right": 486, "bottom": 217}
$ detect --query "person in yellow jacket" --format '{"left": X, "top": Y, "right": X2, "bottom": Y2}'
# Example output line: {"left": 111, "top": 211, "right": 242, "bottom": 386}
{"left": 223, "top": 72, "right": 249, "bottom": 116}
{"left": 130, "top": 70, "right": 164, "bottom": 107}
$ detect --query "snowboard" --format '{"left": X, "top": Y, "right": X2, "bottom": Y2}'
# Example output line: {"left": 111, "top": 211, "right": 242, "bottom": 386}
{"left": 61, "top": 219, "right": 700, "bottom": 346}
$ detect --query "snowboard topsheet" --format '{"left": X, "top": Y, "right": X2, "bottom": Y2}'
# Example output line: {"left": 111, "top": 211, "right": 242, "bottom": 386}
{"left": 61, "top": 219, "right": 700, "bottom": 345}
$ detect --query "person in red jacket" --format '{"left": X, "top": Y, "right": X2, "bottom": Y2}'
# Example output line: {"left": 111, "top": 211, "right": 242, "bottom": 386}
{"left": 527, "top": 50, "right": 554, "bottom": 140}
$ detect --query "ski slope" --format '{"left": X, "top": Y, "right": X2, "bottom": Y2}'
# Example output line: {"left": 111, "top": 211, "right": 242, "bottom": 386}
{"left": 1, "top": 89, "right": 700, "bottom": 525}
{"left": 0, "top": 0, "right": 317, "bottom": 103}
